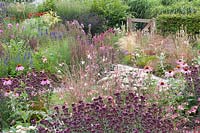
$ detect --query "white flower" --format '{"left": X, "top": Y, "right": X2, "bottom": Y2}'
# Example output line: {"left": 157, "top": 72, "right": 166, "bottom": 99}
{"left": 87, "top": 54, "right": 92, "bottom": 60}
{"left": 16, "top": 125, "right": 23, "bottom": 129}
{"left": 16, "top": 129, "right": 22, "bottom": 133}
{"left": 81, "top": 61, "right": 85, "bottom": 65}
{"left": 29, "top": 126, "right": 36, "bottom": 130}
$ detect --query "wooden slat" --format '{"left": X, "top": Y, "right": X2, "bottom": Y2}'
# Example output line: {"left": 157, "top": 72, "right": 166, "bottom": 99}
{"left": 130, "top": 18, "right": 151, "bottom": 23}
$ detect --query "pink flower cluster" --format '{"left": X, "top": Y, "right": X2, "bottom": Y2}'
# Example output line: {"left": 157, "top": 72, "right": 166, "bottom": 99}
{"left": 165, "top": 59, "right": 191, "bottom": 78}
{"left": 187, "top": 106, "right": 198, "bottom": 114}
{"left": 93, "top": 28, "right": 115, "bottom": 44}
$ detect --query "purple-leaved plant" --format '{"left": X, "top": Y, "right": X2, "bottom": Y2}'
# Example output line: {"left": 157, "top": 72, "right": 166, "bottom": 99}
{"left": 38, "top": 91, "right": 174, "bottom": 133}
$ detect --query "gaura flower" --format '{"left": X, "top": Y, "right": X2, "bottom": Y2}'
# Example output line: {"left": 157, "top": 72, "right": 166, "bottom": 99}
{"left": 188, "top": 106, "right": 198, "bottom": 114}
{"left": 87, "top": 54, "right": 92, "bottom": 60}
{"left": 16, "top": 23, "right": 19, "bottom": 28}
{"left": 0, "top": 29, "right": 3, "bottom": 34}
{"left": 16, "top": 64, "right": 24, "bottom": 71}
{"left": 3, "top": 78, "right": 12, "bottom": 86}
{"left": 7, "top": 23, "right": 13, "bottom": 29}
{"left": 177, "top": 105, "right": 184, "bottom": 111}
{"left": 41, "top": 78, "right": 50, "bottom": 85}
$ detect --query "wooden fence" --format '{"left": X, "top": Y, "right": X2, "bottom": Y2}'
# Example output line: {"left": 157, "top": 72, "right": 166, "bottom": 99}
{"left": 127, "top": 17, "right": 156, "bottom": 35}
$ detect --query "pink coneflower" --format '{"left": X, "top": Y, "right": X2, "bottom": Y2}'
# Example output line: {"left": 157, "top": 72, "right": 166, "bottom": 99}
{"left": 165, "top": 70, "right": 175, "bottom": 78}
{"left": 4, "top": 89, "right": 11, "bottom": 97}
{"left": 143, "top": 66, "right": 153, "bottom": 73}
{"left": 16, "top": 64, "right": 24, "bottom": 71}
{"left": 176, "top": 59, "right": 185, "bottom": 65}
{"left": 180, "top": 62, "right": 188, "bottom": 68}
{"left": 3, "top": 78, "right": 12, "bottom": 86}
{"left": 181, "top": 67, "right": 191, "bottom": 74}
{"left": 175, "top": 65, "right": 182, "bottom": 73}
{"left": 14, "top": 92, "right": 20, "bottom": 97}
{"left": 158, "top": 81, "right": 167, "bottom": 87}
{"left": 0, "top": 29, "right": 3, "bottom": 34}
{"left": 7, "top": 23, "right": 13, "bottom": 29}
{"left": 198, "top": 97, "right": 200, "bottom": 102}
{"left": 41, "top": 78, "right": 50, "bottom": 85}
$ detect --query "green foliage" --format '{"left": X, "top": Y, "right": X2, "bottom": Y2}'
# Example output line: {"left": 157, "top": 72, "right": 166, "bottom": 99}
{"left": 0, "top": 40, "right": 33, "bottom": 77}
{"left": 156, "top": 13, "right": 200, "bottom": 35}
{"left": 0, "top": 97, "right": 11, "bottom": 130}
{"left": 7, "top": 3, "right": 37, "bottom": 22}
{"left": 33, "top": 39, "right": 71, "bottom": 73}
{"left": 160, "top": 0, "right": 180, "bottom": 6}
{"left": 37, "top": 0, "right": 56, "bottom": 12}
{"left": 135, "top": 55, "right": 157, "bottom": 68}
{"left": 153, "top": 1, "right": 199, "bottom": 16}
{"left": 55, "top": 0, "right": 92, "bottom": 21}
{"left": 20, "top": 17, "right": 48, "bottom": 38}
{"left": 91, "top": 0, "right": 129, "bottom": 27}
{"left": 55, "top": 0, "right": 107, "bottom": 34}
{"left": 125, "top": 0, "right": 158, "bottom": 18}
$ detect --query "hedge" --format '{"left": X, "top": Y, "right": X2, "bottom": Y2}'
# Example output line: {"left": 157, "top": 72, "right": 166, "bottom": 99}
{"left": 156, "top": 13, "right": 200, "bottom": 36}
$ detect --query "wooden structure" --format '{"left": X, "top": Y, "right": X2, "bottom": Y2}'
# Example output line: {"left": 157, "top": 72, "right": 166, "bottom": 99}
{"left": 127, "top": 17, "right": 156, "bottom": 35}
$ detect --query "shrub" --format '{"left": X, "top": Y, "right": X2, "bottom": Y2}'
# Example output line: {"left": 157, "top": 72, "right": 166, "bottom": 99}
{"left": 153, "top": 1, "right": 199, "bottom": 16}
{"left": 91, "top": 0, "right": 129, "bottom": 28}
{"left": 160, "top": 0, "right": 180, "bottom": 6}
{"left": 37, "top": 0, "right": 56, "bottom": 12}
{"left": 55, "top": 0, "right": 91, "bottom": 21}
{"left": 38, "top": 91, "right": 174, "bottom": 132}
{"left": 125, "top": 0, "right": 157, "bottom": 18}
{"left": 156, "top": 13, "right": 200, "bottom": 36}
